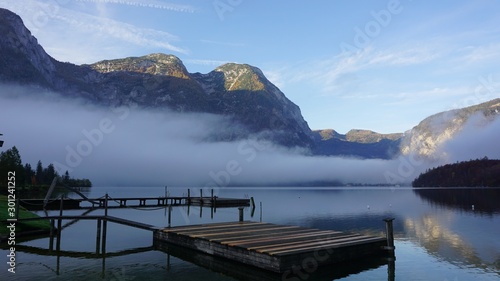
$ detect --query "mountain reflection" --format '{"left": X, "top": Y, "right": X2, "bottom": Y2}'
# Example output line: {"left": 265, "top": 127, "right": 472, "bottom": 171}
{"left": 404, "top": 215, "right": 486, "bottom": 268}
{"left": 413, "top": 188, "right": 500, "bottom": 215}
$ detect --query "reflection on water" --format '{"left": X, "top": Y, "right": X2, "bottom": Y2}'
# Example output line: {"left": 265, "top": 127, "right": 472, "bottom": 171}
{"left": 413, "top": 188, "right": 500, "bottom": 215}
{"left": 2, "top": 187, "right": 499, "bottom": 280}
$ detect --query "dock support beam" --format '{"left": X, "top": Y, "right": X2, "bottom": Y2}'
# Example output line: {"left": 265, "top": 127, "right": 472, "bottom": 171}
{"left": 56, "top": 196, "right": 63, "bottom": 251}
{"left": 168, "top": 205, "right": 172, "bottom": 228}
{"left": 96, "top": 218, "right": 102, "bottom": 254}
{"left": 238, "top": 207, "right": 244, "bottom": 222}
{"left": 383, "top": 218, "right": 395, "bottom": 255}
{"left": 101, "top": 194, "right": 108, "bottom": 255}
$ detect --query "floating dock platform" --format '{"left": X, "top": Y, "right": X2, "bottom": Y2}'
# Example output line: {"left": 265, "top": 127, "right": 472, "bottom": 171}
{"left": 153, "top": 221, "right": 389, "bottom": 273}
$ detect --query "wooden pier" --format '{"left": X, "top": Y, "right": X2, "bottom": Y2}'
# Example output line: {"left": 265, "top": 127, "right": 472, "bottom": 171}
{"left": 153, "top": 221, "right": 390, "bottom": 273}
{"left": 19, "top": 196, "right": 250, "bottom": 210}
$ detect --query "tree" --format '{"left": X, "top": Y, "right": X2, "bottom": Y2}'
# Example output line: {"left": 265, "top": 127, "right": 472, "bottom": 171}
{"left": 35, "top": 160, "right": 43, "bottom": 185}
{"left": 24, "top": 163, "right": 34, "bottom": 186}
{"left": 0, "top": 146, "right": 25, "bottom": 188}
{"left": 43, "top": 163, "right": 57, "bottom": 184}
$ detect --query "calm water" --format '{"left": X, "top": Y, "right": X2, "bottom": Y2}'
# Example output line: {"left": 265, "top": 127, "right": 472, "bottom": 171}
{"left": 2, "top": 187, "right": 500, "bottom": 280}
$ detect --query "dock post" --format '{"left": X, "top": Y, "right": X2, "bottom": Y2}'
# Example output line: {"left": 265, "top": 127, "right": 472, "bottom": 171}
{"left": 187, "top": 188, "right": 191, "bottom": 204}
{"left": 56, "top": 196, "right": 63, "bottom": 251}
{"left": 104, "top": 193, "right": 108, "bottom": 216}
{"left": 96, "top": 218, "right": 102, "bottom": 254}
{"left": 49, "top": 219, "right": 55, "bottom": 251}
{"left": 211, "top": 189, "right": 214, "bottom": 205}
{"left": 238, "top": 207, "right": 244, "bottom": 222}
{"left": 200, "top": 189, "right": 203, "bottom": 205}
{"left": 102, "top": 194, "right": 108, "bottom": 255}
{"left": 383, "top": 218, "right": 395, "bottom": 255}
{"left": 168, "top": 205, "right": 172, "bottom": 228}
{"left": 260, "top": 202, "right": 263, "bottom": 222}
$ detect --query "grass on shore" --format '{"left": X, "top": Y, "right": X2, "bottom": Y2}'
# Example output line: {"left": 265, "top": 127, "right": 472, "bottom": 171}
{"left": 0, "top": 195, "right": 51, "bottom": 235}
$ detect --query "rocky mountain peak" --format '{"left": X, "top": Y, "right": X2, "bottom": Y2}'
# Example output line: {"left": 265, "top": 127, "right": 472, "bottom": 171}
{"left": 400, "top": 98, "right": 500, "bottom": 158}
{"left": 0, "top": 8, "right": 57, "bottom": 86}
{"left": 214, "top": 63, "right": 266, "bottom": 91}
{"left": 89, "top": 53, "right": 190, "bottom": 79}
{"left": 346, "top": 129, "right": 403, "bottom": 143}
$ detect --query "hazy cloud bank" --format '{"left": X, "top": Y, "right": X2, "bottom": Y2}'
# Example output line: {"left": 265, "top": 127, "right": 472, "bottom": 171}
{"left": 1, "top": 84, "right": 498, "bottom": 187}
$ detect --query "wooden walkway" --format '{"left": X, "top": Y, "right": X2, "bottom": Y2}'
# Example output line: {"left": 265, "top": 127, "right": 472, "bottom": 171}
{"left": 153, "top": 221, "right": 388, "bottom": 273}
{"left": 19, "top": 196, "right": 250, "bottom": 210}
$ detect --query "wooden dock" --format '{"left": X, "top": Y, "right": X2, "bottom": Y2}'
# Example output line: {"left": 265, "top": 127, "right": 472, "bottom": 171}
{"left": 19, "top": 196, "right": 250, "bottom": 210}
{"left": 153, "top": 221, "right": 389, "bottom": 273}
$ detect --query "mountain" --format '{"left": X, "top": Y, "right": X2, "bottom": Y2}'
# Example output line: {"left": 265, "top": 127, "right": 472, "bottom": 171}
{"left": 2, "top": 7, "right": 499, "bottom": 160}
{"left": 0, "top": 8, "right": 313, "bottom": 148}
{"left": 312, "top": 129, "right": 403, "bottom": 159}
{"left": 400, "top": 98, "right": 500, "bottom": 158}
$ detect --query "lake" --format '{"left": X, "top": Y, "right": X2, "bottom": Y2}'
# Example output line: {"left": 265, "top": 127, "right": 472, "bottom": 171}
{"left": 2, "top": 186, "right": 500, "bottom": 280}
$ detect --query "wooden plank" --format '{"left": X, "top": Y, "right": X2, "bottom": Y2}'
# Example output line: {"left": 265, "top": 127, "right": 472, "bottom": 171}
{"left": 256, "top": 234, "right": 370, "bottom": 253}
{"left": 269, "top": 236, "right": 387, "bottom": 256}
{"left": 161, "top": 221, "right": 263, "bottom": 233}
{"left": 214, "top": 229, "right": 315, "bottom": 244}
{"left": 240, "top": 232, "right": 354, "bottom": 249}
{"left": 188, "top": 225, "right": 301, "bottom": 238}
{"left": 173, "top": 222, "right": 277, "bottom": 235}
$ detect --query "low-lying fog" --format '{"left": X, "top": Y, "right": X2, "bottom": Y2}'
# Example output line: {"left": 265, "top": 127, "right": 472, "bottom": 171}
{"left": 1, "top": 84, "right": 498, "bottom": 187}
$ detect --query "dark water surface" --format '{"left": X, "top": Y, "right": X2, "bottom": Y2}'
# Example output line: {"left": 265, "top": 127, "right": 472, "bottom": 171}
{"left": 2, "top": 187, "right": 499, "bottom": 280}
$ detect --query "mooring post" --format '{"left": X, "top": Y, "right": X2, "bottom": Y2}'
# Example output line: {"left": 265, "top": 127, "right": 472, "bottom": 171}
{"left": 238, "top": 207, "right": 244, "bottom": 222}
{"left": 200, "top": 189, "right": 203, "bottom": 204}
{"left": 56, "top": 196, "right": 63, "bottom": 251}
{"left": 96, "top": 218, "right": 102, "bottom": 254}
{"left": 49, "top": 219, "right": 55, "bottom": 251}
{"left": 187, "top": 188, "right": 191, "bottom": 204}
{"left": 168, "top": 205, "right": 172, "bottom": 228}
{"left": 260, "top": 202, "right": 263, "bottom": 222}
{"left": 211, "top": 189, "right": 214, "bottom": 202}
{"left": 383, "top": 218, "right": 395, "bottom": 255}
{"left": 102, "top": 194, "right": 108, "bottom": 255}
{"left": 104, "top": 193, "right": 108, "bottom": 217}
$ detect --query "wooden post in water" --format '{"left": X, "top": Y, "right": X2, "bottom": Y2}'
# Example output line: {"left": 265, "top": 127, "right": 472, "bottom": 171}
{"left": 200, "top": 189, "right": 203, "bottom": 205}
{"left": 238, "top": 207, "right": 244, "bottom": 222}
{"left": 168, "top": 205, "right": 172, "bottom": 228}
{"left": 49, "top": 219, "right": 55, "bottom": 251}
{"left": 260, "top": 202, "right": 263, "bottom": 222}
{"left": 56, "top": 196, "right": 63, "bottom": 251}
{"left": 101, "top": 194, "right": 108, "bottom": 255}
{"left": 383, "top": 218, "right": 395, "bottom": 255}
{"left": 187, "top": 188, "right": 191, "bottom": 204}
{"left": 96, "top": 218, "right": 102, "bottom": 254}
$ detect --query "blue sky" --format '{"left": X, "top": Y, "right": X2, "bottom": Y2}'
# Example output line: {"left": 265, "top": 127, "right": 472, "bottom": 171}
{"left": 2, "top": 0, "right": 500, "bottom": 133}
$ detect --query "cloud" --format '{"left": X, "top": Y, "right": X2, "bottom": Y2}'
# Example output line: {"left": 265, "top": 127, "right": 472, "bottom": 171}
{"left": 436, "top": 113, "right": 500, "bottom": 163}
{"left": 76, "top": 0, "right": 197, "bottom": 13}
{"left": 0, "top": 84, "right": 417, "bottom": 187}
{"left": 1, "top": 1, "right": 188, "bottom": 64}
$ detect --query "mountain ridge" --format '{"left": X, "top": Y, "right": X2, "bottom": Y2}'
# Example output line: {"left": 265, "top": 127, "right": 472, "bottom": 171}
{"left": 1, "top": 7, "right": 499, "bottom": 160}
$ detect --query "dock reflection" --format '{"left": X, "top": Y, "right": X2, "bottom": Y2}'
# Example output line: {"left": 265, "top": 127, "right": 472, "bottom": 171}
{"left": 155, "top": 242, "right": 394, "bottom": 281}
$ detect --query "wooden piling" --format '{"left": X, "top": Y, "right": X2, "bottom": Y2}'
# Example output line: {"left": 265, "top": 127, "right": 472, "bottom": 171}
{"left": 383, "top": 218, "right": 395, "bottom": 255}
{"left": 56, "top": 196, "right": 63, "bottom": 251}
{"left": 96, "top": 218, "right": 102, "bottom": 254}
{"left": 168, "top": 205, "right": 172, "bottom": 228}
{"left": 238, "top": 207, "right": 244, "bottom": 222}
{"left": 49, "top": 219, "right": 55, "bottom": 251}
{"left": 101, "top": 194, "right": 108, "bottom": 255}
